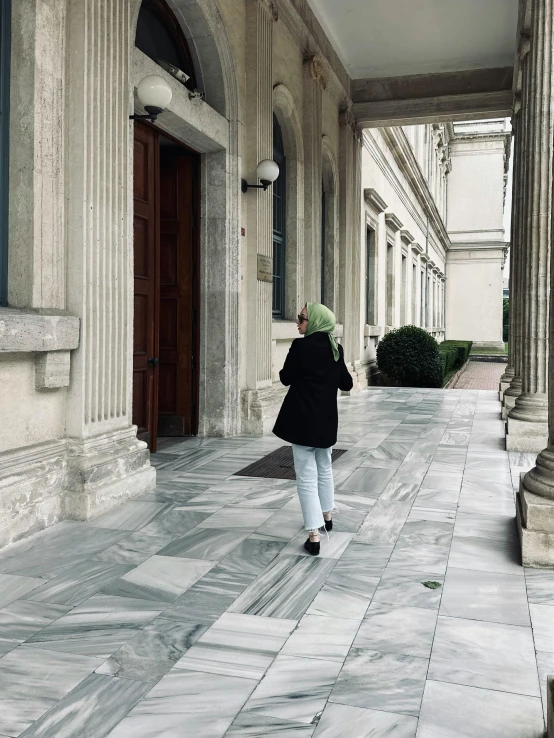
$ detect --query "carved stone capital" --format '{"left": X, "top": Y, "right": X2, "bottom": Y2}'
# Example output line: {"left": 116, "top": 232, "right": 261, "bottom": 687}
{"left": 258, "top": 0, "right": 279, "bottom": 21}
{"left": 339, "top": 104, "right": 356, "bottom": 134}
{"left": 304, "top": 54, "right": 327, "bottom": 90}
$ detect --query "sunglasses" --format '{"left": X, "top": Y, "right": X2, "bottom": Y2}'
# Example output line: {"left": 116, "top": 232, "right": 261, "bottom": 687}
{"left": 297, "top": 314, "right": 308, "bottom": 323}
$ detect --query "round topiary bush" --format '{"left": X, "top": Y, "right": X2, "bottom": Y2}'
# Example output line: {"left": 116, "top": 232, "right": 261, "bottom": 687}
{"left": 377, "top": 326, "right": 443, "bottom": 388}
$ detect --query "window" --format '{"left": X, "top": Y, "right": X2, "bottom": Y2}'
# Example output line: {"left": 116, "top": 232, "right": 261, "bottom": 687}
{"left": 401, "top": 255, "right": 407, "bottom": 325}
{"left": 365, "top": 227, "right": 376, "bottom": 325}
{"left": 321, "top": 185, "right": 326, "bottom": 304}
{"left": 272, "top": 114, "right": 286, "bottom": 317}
{"left": 412, "top": 263, "right": 417, "bottom": 324}
{"left": 386, "top": 242, "right": 394, "bottom": 327}
{"left": 0, "top": 0, "right": 11, "bottom": 305}
{"left": 420, "top": 271, "right": 425, "bottom": 326}
{"left": 135, "top": 0, "right": 196, "bottom": 90}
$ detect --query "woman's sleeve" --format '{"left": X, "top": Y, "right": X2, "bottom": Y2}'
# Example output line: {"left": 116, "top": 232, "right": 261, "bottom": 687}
{"left": 279, "top": 339, "right": 301, "bottom": 387}
{"left": 338, "top": 344, "right": 354, "bottom": 391}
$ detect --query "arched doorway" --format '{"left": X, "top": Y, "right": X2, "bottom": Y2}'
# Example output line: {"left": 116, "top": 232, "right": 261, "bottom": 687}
{"left": 132, "top": 0, "right": 200, "bottom": 451}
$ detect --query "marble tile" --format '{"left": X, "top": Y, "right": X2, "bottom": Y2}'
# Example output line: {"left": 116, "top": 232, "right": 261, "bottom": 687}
{"left": 135, "top": 509, "right": 210, "bottom": 539}
{"left": 354, "top": 501, "right": 412, "bottom": 545}
{"left": 408, "top": 507, "right": 456, "bottom": 524}
{"left": 230, "top": 555, "right": 336, "bottom": 620}
{"left": 24, "top": 595, "right": 163, "bottom": 657}
{"left": 333, "top": 490, "right": 378, "bottom": 511}
{"left": 106, "top": 668, "right": 257, "bottom": 738}
{"left": 313, "top": 702, "right": 417, "bottom": 738}
{"left": 529, "top": 603, "right": 554, "bottom": 653}
{"left": 306, "top": 558, "right": 381, "bottom": 620}
{"left": 398, "top": 519, "right": 453, "bottom": 546}
{"left": 217, "top": 534, "right": 286, "bottom": 577}
{"left": 420, "top": 473, "right": 462, "bottom": 491}
{"left": 415, "top": 680, "right": 545, "bottom": 738}
{"left": 440, "top": 567, "right": 528, "bottom": 626}
{"left": 387, "top": 543, "right": 450, "bottom": 576}
{"left": 228, "top": 486, "right": 296, "bottom": 508}
{"left": 102, "top": 555, "right": 214, "bottom": 603}
{"left": 158, "top": 527, "right": 250, "bottom": 561}
{"left": 281, "top": 531, "right": 353, "bottom": 559}
{"left": 372, "top": 568, "right": 444, "bottom": 610}
{"left": 175, "top": 612, "right": 296, "bottom": 680}
{"left": 161, "top": 582, "right": 235, "bottom": 625}
{"left": 369, "top": 442, "right": 414, "bottom": 461}
{"left": 16, "top": 673, "right": 152, "bottom": 738}
{"left": 280, "top": 614, "right": 359, "bottom": 663}
{"left": 379, "top": 482, "right": 420, "bottom": 503}
{"left": 0, "top": 573, "right": 44, "bottom": 609}
{"left": 356, "top": 603, "right": 437, "bottom": 658}
{"left": 428, "top": 616, "right": 540, "bottom": 696}
{"left": 457, "top": 491, "right": 515, "bottom": 517}
{"left": 20, "top": 561, "right": 133, "bottom": 607}
{"left": 329, "top": 648, "right": 428, "bottom": 716}
{"left": 326, "top": 509, "right": 367, "bottom": 533}
{"left": 226, "top": 713, "right": 315, "bottom": 736}
{"left": 0, "top": 639, "right": 18, "bottom": 657}
{"left": 255, "top": 509, "right": 304, "bottom": 541}
{"left": 339, "top": 467, "right": 395, "bottom": 496}
{"left": 96, "top": 618, "right": 209, "bottom": 681}
{"left": 88, "top": 501, "right": 172, "bottom": 531}
{"left": 0, "top": 523, "right": 128, "bottom": 580}
{"left": 338, "top": 541, "right": 394, "bottom": 576}
{"left": 448, "top": 535, "right": 522, "bottom": 576}
{"left": 453, "top": 512, "right": 517, "bottom": 542}
{"left": 93, "top": 529, "right": 174, "bottom": 566}
{"left": 525, "top": 568, "right": 554, "bottom": 604}
{"left": 0, "top": 645, "right": 103, "bottom": 736}
{"left": 242, "top": 653, "right": 342, "bottom": 724}
{"left": 197, "top": 507, "right": 277, "bottom": 529}
{"left": 536, "top": 649, "right": 554, "bottom": 724}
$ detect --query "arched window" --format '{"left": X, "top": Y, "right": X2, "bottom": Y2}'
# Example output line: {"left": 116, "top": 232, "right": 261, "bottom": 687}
{"left": 135, "top": 0, "right": 196, "bottom": 90}
{"left": 0, "top": 0, "right": 11, "bottom": 305}
{"left": 272, "top": 114, "right": 286, "bottom": 317}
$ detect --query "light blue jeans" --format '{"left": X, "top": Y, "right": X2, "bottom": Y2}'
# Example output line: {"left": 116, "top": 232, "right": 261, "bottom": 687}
{"left": 292, "top": 445, "right": 335, "bottom": 531}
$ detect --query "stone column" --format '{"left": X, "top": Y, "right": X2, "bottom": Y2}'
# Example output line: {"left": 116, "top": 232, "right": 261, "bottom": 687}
{"left": 303, "top": 56, "right": 325, "bottom": 303}
{"left": 412, "top": 245, "right": 423, "bottom": 327}
{"left": 504, "top": 96, "right": 526, "bottom": 414}
{"left": 64, "top": 0, "right": 155, "bottom": 518}
{"left": 241, "top": 0, "right": 276, "bottom": 434}
{"left": 507, "top": 1, "right": 553, "bottom": 453}
{"left": 500, "top": 120, "right": 519, "bottom": 397}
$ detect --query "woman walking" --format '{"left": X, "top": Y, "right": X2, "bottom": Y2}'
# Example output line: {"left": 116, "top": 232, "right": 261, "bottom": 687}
{"left": 273, "top": 303, "right": 353, "bottom": 555}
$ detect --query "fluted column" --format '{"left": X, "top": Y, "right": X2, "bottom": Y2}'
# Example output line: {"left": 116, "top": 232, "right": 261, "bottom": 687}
{"left": 500, "top": 118, "right": 517, "bottom": 400}
{"left": 517, "top": 0, "right": 554, "bottom": 567}
{"left": 64, "top": 0, "right": 155, "bottom": 518}
{"left": 507, "top": 2, "right": 553, "bottom": 452}
{"left": 303, "top": 56, "right": 325, "bottom": 303}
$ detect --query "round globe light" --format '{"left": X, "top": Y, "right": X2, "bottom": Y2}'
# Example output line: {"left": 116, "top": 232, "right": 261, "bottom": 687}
{"left": 137, "top": 75, "right": 173, "bottom": 111}
{"left": 256, "top": 159, "right": 279, "bottom": 184}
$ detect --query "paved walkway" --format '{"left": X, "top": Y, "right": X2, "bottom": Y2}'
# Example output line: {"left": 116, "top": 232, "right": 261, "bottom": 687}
{"left": 451, "top": 360, "right": 506, "bottom": 390}
{"left": 0, "top": 389, "right": 552, "bottom": 737}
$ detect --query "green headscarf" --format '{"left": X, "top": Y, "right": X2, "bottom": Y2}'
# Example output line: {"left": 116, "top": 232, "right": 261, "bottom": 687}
{"left": 305, "top": 302, "right": 339, "bottom": 361}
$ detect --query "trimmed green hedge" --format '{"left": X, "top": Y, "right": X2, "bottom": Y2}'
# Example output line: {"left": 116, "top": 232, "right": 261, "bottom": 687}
{"left": 439, "top": 340, "right": 472, "bottom": 384}
{"left": 376, "top": 326, "right": 443, "bottom": 388}
{"left": 376, "top": 330, "right": 472, "bottom": 389}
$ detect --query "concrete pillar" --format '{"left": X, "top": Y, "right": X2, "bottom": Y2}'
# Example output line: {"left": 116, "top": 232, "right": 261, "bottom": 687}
{"left": 64, "top": 0, "right": 155, "bottom": 519}
{"left": 516, "top": 0, "right": 554, "bottom": 566}
{"left": 507, "top": 1, "right": 553, "bottom": 453}
{"left": 303, "top": 55, "right": 324, "bottom": 303}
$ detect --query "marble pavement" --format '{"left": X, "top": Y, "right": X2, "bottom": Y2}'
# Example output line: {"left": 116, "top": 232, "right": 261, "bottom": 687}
{"left": 0, "top": 388, "right": 552, "bottom": 737}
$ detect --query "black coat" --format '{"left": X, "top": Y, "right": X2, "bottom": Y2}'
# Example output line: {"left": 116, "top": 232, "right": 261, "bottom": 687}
{"left": 273, "top": 332, "right": 353, "bottom": 448}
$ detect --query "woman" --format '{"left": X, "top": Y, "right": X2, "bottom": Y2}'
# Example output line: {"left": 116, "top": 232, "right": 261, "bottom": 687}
{"left": 273, "top": 303, "right": 353, "bottom": 555}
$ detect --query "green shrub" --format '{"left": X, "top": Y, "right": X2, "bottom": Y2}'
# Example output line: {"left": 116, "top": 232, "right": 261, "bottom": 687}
{"left": 377, "top": 326, "right": 443, "bottom": 388}
{"left": 439, "top": 340, "right": 473, "bottom": 370}
{"left": 503, "top": 298, "right": 509, "bottom": 342}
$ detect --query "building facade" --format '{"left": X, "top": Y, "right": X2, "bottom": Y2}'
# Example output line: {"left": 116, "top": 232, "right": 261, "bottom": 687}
{"left": 0, "top": 0, "right": 509, "bottom": 548}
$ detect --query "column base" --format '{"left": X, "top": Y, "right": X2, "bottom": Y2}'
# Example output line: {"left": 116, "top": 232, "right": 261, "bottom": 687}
{"left": 65, "top": 427, "right": 156, "bottom": 520}
{"left": 516, "top": 449, "right": 554, "bottom": 567}
{"left": 241, "top": 384, "right": 287, "bottom": 436}
{"left": 547, "top": 675, "right": 554, "bottom": 738}
{"left": 506, "top": 393, "right": 548, "bottom": 451}
{"left": 502, "top": 393, "right": 517, "bottom": 420}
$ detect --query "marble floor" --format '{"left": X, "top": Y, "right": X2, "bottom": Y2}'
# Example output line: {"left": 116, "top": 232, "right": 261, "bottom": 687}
{"left": 0, "top": 388, "right": 552, "bottom": 737}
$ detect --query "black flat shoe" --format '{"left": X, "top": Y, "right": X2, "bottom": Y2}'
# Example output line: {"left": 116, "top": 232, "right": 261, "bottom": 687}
{"left": 304, "top": 538, "right": 320, "bottom": 556}
{"left": 324, "top": 519, "right": 333, "bottom": 531}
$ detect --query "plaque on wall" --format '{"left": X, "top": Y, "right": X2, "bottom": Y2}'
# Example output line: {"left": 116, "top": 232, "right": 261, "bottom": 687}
{"left": 257, "top": 254, "right": 273, "bottom": 283}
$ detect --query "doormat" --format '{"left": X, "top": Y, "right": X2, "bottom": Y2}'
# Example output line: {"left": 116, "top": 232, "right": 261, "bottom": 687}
{"left": 235, "top": 446, "right": 347, "bottom": 480}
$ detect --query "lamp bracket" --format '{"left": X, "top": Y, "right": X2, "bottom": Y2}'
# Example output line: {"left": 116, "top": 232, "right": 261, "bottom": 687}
{"left": 129, "top": 105, "right": 163, "bottom": 123}
{"left": 241, "top": 178, "right": 271, "bottom": 193}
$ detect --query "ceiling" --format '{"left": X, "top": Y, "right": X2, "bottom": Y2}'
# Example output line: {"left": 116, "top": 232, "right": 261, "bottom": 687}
{"left": 307, "top": 0, "right": 520, "bottom": 79}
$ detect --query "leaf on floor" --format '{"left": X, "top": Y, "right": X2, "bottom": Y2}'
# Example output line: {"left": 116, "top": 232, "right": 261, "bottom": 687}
{"left": 422, "top": 581, "right": 442, "bottom": 590}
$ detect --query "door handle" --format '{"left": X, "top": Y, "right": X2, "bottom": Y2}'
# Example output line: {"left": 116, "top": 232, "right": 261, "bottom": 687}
{"left": 147, "top": 357, "right": 160, "bottom": 366}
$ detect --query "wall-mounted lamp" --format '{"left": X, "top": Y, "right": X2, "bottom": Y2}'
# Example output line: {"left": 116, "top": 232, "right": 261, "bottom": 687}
{"left": 130, "top": 75, "right": 173, "bottom": 123}
{"left": 241, "top": 159, "right": 280, "bottom": 193}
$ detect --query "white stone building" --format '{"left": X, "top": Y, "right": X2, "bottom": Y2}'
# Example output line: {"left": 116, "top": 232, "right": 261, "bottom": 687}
{"left": 0, "top": 0, "right": 511, "bottom": 549}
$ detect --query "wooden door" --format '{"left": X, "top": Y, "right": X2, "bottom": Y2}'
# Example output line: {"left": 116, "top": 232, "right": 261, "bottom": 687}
{"left": 133, "top": 123, "right": 160, "bottom": 451}
{"left": 158, "top": 149, "right": 197, "bottom": 436}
